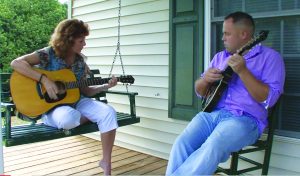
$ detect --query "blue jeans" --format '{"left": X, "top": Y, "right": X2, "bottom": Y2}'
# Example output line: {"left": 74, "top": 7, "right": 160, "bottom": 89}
{"left": 166, "top": 109, "right": 260, "bottom": 176}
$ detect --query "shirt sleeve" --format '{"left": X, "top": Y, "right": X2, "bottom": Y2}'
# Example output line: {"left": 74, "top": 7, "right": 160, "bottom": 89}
{"left": 35, "top": 47, "right": 50, "bottom": 69}
{"left": 261, "top": 51, "right": 285, "bottom": 108}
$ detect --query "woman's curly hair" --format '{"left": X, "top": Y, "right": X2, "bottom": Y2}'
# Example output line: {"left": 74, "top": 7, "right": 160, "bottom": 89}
{"left": 49, "top": 19, "right": 89, "bottom": 59}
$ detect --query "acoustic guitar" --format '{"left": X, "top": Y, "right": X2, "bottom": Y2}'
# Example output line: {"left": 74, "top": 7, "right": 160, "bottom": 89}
{"left": 201, "top": 30, "right": 269, "bottom": 112}
{"left": 10, "top": 68, "right": 134, "bottom": 117}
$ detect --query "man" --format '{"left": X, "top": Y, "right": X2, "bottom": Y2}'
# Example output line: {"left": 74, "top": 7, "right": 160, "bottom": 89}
{"left": 166, "top": 11, "right": 285, "bottom": 175}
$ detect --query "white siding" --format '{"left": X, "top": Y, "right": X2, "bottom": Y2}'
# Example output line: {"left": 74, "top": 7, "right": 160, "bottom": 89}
{"left": 72, "top": 0, "right": 187, "bottom": 160}
{"left": 72, "top": 0, "right": 300, "bottom": 174}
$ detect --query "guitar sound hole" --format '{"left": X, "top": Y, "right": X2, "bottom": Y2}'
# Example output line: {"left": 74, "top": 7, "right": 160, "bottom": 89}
{"left": 44, "top": 81, "right": 67, "bottom": 103}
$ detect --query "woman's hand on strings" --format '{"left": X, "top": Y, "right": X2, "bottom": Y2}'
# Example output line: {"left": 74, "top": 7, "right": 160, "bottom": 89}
{"left": 107, "top": 76, "right": 118, "bottom": 89}
{"left": 41, "top": 77, "right": 58, "bottom": 100}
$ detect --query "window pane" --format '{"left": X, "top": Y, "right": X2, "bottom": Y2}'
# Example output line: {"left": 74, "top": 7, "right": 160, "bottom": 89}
{"left": 284, "top": 58, "right": 300, "bottom": 93}
{"left": 284, "top": 17, "right": 300, "bottom": 55}
{"left": 282, "top": 95, "right": 300, "bottom": 132}
{"left": 282, "top": 0, "right": 300, "bottom": 10}
{"left": 214, "top": 0, "right": 242, "bottom": 17}
{"left": 245, "top": 0, "right": 279, "bottom": 13}
{"left": 215, "top": 23, "right": 224, "bottom": 52}
{"left": 255, "top": 19, "right": 281, "bottom": 52}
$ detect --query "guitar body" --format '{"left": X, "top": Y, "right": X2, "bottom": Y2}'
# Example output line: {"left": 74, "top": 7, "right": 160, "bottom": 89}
{"left": 10, "top": 68, "right": 80, "bottom": 117}
{"left": 202, "top": 68, "right": 232, "bottom": 112}
{"left": 202, "top": 80, "right": 227, "bottom": 112}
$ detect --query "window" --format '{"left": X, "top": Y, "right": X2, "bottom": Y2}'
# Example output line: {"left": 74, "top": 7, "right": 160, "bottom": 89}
{"left": 211, "top": 0, "right": 300, "bottom": 138}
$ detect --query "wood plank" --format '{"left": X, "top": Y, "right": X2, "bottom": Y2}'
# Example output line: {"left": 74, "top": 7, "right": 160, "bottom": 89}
{"left": 29, "top": 148, "right": 131, "bottom": 175}
{"left": 73, "top": 153, "right": 149, "bottom": 175}
{"left": 5, "top": 143, "right": 102, "bottom": 171}
{"left": 3, "top": 135, "right": 167, "bottom": 175}
{"left": 124, "top": 159, "right": 168, "bottom": 175}
{"left": 114, "top": 156, "right": 161, "bottom": 175}
{"left": 50, "top": 150, "right": 140, "bottom": 175}
{"left": 4, "top": 137, "right": 99, "bottom": 162}
{"left": 6, "top": 140, "right": 120, "bottom": 175}
{"left": 146, "top": 164, "right": 167, "bottom": 175}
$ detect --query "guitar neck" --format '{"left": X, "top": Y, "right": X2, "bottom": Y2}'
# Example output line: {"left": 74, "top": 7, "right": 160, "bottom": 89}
{"left": 222, "top": 66, "right": 234, "bottom": 78}
{"left": 65, "top": 77, "right": 116, "bottom": 89}
{"left": 221, "top": 31, "right": 269, "bottom": 78}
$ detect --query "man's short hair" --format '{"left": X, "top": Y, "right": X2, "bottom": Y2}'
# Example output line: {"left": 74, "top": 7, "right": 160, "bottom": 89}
{"left": 225, "top": 11, "right": 255, "bottom": 35}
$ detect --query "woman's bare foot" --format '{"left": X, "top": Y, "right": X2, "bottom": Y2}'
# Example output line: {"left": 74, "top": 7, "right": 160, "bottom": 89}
{"left": 99, "top": 160, "right": 111, "bottom": 176}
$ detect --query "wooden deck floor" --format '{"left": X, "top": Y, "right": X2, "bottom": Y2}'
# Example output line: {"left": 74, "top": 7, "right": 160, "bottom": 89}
{"left": 3, "top": 135, "right": 167, "bottom": 175}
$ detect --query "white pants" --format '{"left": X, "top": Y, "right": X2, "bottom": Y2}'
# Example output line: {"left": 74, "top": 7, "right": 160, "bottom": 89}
{"left": 42, "top": 98, "right": 118, "bottom": 133}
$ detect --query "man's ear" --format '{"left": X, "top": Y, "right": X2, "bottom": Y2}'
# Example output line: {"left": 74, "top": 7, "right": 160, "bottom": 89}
{"left": 241, "top": 29, "right": 252, "bottom": 40}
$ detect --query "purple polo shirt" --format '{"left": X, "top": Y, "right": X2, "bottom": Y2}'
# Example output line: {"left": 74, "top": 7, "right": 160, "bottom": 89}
{"left": 201, "top": 44, "right": 285, "bottom": 134}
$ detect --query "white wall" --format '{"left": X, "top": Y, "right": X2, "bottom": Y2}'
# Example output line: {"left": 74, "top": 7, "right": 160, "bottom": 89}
{"left": 72, "top": 0, "right": 187, "bottom": 160}
{"left": 72, "top": 0, "right": 300, "bottom": 174}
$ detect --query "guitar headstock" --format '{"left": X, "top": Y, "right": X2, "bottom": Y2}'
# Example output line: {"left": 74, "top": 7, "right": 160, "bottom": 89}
{"left": 118, "top": 75, "right": 135, "bottom": 84}
{"left": 237, "top": 30, "right": 269, "bottom": 55}
{"left": 258, "top": 30, "right": 269, "bottom": 42}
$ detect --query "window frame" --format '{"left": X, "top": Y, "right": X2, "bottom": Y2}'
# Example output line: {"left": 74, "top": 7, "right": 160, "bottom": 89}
{"left": 209, "top": 0, "right": 300, "bottom": 138}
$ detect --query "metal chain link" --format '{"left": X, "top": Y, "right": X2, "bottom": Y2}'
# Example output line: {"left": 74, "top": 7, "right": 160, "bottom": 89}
{"left": 109, "top": 0, "right": 128, "bottom": 92}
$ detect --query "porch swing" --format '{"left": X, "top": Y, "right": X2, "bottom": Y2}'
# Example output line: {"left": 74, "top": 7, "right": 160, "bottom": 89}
{"left": 0, "top": 0, "right": 139, "bottom": 147}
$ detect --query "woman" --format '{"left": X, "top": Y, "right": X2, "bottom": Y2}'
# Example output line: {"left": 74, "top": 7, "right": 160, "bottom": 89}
{"left": 11, "top": 19, "right": 117, "bottom": 175}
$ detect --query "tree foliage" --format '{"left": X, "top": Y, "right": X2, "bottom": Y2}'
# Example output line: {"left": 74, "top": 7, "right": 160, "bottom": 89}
{"left": 0, "top": 0, "right": 67, "bottom": 72}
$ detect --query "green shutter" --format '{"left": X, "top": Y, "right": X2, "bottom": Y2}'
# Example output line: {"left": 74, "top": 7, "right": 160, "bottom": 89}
{"left": 169, "top": 0, "right": 204, "bottom": 121}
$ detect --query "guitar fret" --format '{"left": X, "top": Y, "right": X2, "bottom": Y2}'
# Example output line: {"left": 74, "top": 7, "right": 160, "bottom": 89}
{"left": 87, "top": 79, "right": 91, "bottom": 86}
{"left": 81, "top": 80, "right": 85, "bottom": 87}
{"left": 63, "top": 75, "right": 133, "bottom": 90}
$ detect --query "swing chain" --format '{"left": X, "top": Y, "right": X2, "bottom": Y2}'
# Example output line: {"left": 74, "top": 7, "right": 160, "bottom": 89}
{"left": 109, "top": 0, "right": 128, "bottom": 92}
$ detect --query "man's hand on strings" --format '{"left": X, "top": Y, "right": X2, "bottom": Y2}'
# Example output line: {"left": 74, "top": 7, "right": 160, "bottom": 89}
{"left": 203, "top": 68, "right": 223, "bottom": 84}
{"left": 227, "top": 54, "right": 247, "bottom": 75}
